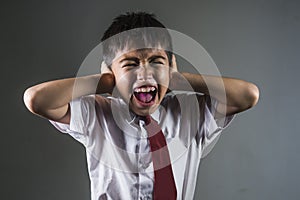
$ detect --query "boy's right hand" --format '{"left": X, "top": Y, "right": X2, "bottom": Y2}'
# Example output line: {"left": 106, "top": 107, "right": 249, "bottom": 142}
{"left": 97, "top": 61, "right": 115, "bottom": 95}
{"left": 101, "top": 61, "right": 113, "bottom": 74}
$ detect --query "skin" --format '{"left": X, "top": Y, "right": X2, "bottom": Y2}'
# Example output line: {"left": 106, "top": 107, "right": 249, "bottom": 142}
{"left": 23, "top": 47, "right": 259, "bottom": 124}
{"left": 110, "top": 49, "right": 171, "bottom": 116}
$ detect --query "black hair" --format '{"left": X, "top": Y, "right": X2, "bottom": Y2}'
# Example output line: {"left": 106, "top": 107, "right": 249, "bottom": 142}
{"left": 101, "top": 12, "right": 173, "bottom": 66}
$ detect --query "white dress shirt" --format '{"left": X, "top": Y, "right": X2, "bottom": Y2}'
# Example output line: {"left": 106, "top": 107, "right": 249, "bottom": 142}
{"left": 50, "top": 92, "right": 234, "bottom": 200}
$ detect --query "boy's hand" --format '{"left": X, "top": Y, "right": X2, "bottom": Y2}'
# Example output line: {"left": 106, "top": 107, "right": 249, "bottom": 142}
{"left": 169, "top": 55, "right": 195, "bottom": 92}
{"left": 169, "top": 55, "right": 184, "bottom": 91}
{"left": 101, "top": 61, "right": 113, "bottom": 74}
{"left": 171, "top": 54, "right": 178, "bottom": 72}
{"left": 97, "top": 61, "right": 115, "bottom": 94}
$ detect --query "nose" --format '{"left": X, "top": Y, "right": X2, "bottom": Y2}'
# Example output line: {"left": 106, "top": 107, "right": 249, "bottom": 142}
{"left": 136, "top": 64, "right": 154, "bottom": 81}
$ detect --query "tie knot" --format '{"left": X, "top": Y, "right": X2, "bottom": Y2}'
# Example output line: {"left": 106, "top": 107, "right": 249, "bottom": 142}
{"left": 140, "top": 115, "right": 151, "bottom": 125}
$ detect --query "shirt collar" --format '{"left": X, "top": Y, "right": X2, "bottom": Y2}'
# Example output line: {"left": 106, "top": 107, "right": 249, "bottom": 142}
{"left": 108, "top": 96, "right": 161, "bottom": 126}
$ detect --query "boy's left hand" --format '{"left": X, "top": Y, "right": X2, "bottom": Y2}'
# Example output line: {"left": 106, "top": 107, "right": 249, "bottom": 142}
{"left": 169, "top": 55, "right": 194, "bottom": 92}
{"left": 171, "top": 54, "right": 178, "bottom": 72}
{"left": 169, "top": 55, "right": 183, "bottom": 91}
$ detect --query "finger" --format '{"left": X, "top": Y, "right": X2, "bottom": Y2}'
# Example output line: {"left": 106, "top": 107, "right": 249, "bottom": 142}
{"left": 101, "top": 61, "right": 112, "bottom": 74}
{"left": 171, "top": 54, "right": 178, "bottom": 72}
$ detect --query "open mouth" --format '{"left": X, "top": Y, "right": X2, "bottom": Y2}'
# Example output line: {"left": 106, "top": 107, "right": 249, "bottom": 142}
{"left": 133, "top": 85, "right": 157, "bottom": 104}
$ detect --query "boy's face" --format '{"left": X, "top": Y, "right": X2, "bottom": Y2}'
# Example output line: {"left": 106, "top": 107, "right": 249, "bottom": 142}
{"left": 111, "top": 48, "right": 171, "bottom": 116}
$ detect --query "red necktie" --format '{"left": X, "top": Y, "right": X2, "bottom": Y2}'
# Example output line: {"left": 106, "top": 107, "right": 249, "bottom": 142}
{"left": 143, "top": 115, "right": 177, "bottom": 200}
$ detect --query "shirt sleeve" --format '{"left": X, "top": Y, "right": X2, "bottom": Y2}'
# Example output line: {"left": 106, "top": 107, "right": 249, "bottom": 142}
{"left": 48, "top": 95, "right": 95, "bottom": 146}
{"left": 198, "top": 95, "right": 235, "bottom": 158}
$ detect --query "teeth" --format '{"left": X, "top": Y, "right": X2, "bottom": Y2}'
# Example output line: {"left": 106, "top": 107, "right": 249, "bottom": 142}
{"left": 134, "top": 86, "right": 156, "bottom": 93}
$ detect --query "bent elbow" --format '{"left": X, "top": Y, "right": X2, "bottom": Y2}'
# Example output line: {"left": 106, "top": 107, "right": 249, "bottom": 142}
{"left": 245, "top": 82, "right": 260, "bottom": 108}
{"left": 23, "top": 87, "right": 42, "bottom": 114}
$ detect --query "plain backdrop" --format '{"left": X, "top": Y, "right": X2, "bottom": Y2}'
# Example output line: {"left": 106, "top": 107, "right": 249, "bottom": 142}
{"left": 1, "top": 0, "right": 299, "bottom": 199}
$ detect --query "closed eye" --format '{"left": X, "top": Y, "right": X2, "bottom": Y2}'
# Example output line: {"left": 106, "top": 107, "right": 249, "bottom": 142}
{"left": 149, "top": 55, "right": 167, "bottom": 66}
{"left": 150, "top": 61, "right": 165, "bottom": 66}
{"left": 122, "top": 63, "right": 139, "bottom": 68}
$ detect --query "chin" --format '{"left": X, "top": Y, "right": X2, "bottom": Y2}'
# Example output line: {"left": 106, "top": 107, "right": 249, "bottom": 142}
{"left": 130, "top": 102, "right": 158, "bottom": 116}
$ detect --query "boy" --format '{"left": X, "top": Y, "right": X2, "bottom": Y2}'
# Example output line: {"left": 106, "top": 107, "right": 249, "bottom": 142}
{"left": 24, "top": 12, "right": 259, "bottom": 200}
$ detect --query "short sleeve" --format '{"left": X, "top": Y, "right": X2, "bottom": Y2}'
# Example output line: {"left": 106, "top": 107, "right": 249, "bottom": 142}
{"left": 49, "top": 95, "right": 95, "bottom": 146}
{"left": 199, "top": 95, "right": 235, "bottom": 158}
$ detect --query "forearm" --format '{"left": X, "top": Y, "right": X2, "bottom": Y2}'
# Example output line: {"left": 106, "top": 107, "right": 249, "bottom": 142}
{"left": 181, "top": 72, "right": 259, "bottom": 109}
{"left": 24, "top": 73, "right": 114, "bottom": 115}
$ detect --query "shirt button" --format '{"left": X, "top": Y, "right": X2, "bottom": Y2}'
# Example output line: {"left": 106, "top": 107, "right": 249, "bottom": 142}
{"left": 142, "top": 163, "right": 147, "bottom": 169}
{"left": 140, "top": 160, "right": 148, "bottom": 169}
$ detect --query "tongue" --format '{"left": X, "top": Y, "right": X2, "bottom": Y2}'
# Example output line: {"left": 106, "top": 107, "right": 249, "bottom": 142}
{"left": 136, "top": 92, "right": 153, "bottom": 103}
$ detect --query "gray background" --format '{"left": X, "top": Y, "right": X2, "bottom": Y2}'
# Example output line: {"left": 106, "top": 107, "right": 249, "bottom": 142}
{"left": 1, "top": 0, "right": 299, "bottom": 199}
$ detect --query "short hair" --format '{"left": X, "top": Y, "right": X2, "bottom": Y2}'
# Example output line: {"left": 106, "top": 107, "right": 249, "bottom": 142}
{"left": 101, "top": 12, "right": 173, "bottom": 66}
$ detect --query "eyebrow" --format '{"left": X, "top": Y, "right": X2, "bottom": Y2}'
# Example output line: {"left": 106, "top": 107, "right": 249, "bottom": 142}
{"left": 119, "top": 57, "right": 139, "bottom": 63}
{"left": 118, "top": 54, "right": 167, "bottom": 63}
{"left": 148, "top": 55, "right": 167, "bottom": 62}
